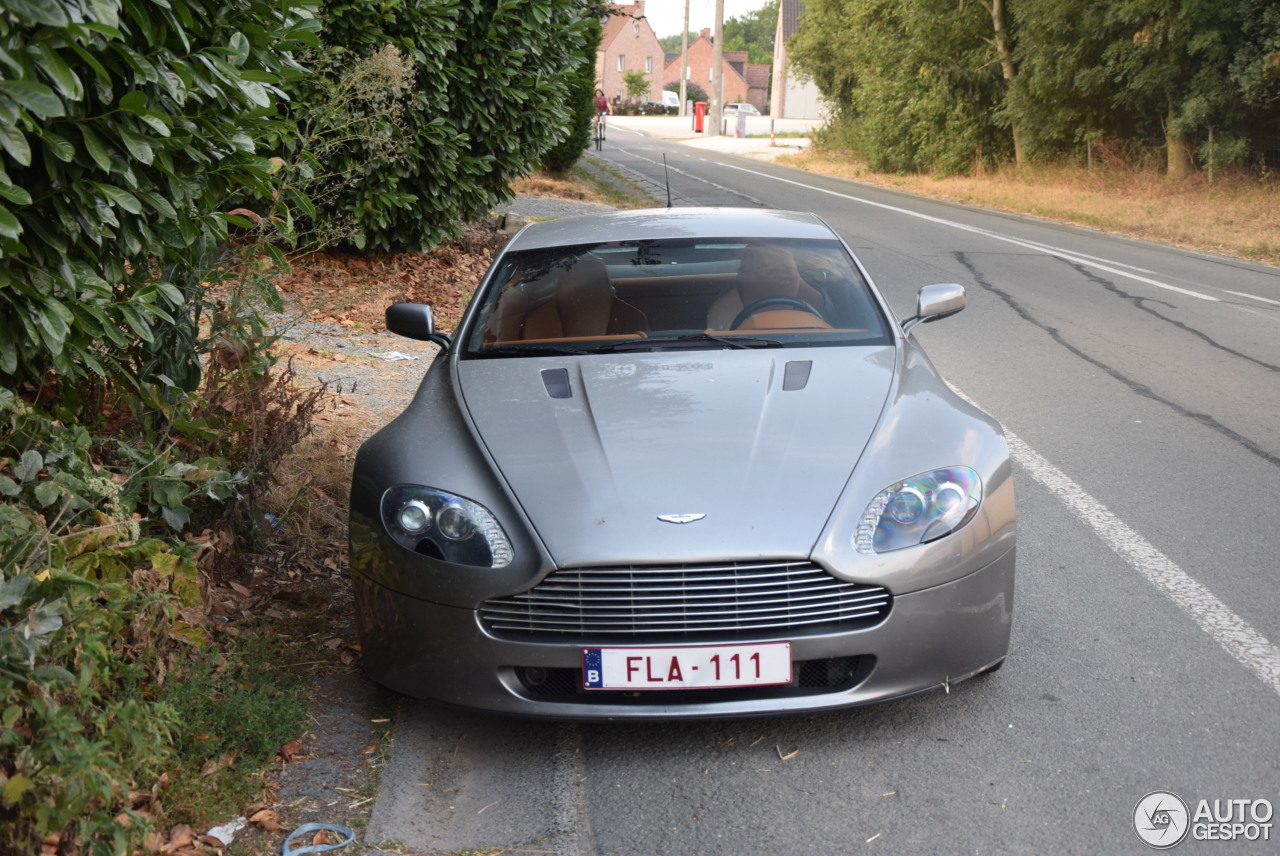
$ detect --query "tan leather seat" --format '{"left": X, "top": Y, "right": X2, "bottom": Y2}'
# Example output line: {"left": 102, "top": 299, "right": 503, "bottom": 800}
{"left": 488, "top": 258, "right": 648, "bottom": 342}
{"left": 705, "top": 244, "right": 826, "bottom": 330}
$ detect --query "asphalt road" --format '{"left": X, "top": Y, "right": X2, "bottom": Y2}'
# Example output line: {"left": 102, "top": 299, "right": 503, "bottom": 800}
{"left": 365, "top": 130, "right": 1280, "bottom": 855}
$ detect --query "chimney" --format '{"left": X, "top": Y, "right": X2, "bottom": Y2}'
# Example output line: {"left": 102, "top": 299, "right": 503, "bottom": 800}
{"left": 631, "top": 1, "right": 644, "bottom": 16}
{"left": 700, "top": 27, "right": 711, "bottom": 39}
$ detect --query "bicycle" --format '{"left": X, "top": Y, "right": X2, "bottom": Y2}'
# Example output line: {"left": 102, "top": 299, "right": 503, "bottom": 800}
{"left": 594, "top": 113, "right": 606, "bottom": 151}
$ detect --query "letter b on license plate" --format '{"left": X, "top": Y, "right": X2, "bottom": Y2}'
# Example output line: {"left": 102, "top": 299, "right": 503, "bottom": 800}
{"left": 582, "top": 643, "right": 791, "bottom": 690}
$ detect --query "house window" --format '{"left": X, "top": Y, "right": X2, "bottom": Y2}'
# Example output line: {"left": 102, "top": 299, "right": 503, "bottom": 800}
{"left": 645, "top": 56, "right": 652, "bottom": 73}
{"left": 617, "top": 55, "right": 625, "bottom": 71}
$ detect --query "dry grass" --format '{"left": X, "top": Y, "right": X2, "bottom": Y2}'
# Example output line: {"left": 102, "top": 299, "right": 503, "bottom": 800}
{"left": 512, "top": 171, "right": 612, "bottom": 203}
{"left": 779, "top": 151, "right": 1280, "bottom": 265}
{"left": 260, "top": 424, "right": 362, "bottom": 551}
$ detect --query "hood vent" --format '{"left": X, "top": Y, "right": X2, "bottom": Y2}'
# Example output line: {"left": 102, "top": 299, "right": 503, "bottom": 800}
{"left": 541, "top": 367, "right": 572, "bottom": 399}
{"left": 782, "top": 360, "right": 812, "bottom": 391}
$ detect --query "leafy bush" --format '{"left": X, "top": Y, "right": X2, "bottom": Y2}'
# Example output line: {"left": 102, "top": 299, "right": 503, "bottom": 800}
{"left": 0, "top": 385, "right": 201, "bottom": 854}
{"left": 666, "top": 80, "right": 708, "bottom": 105}
{"left": 284, "top": 0, "right": 603, "bottom": 252}
{"left": 0, "top": 0, "right": 320, "bottom": 397}
{"left": 542, "top": 15, "right": 602, "bottom": 174}
{"left": 0, "top": 309, "right": 322, "bottom": 852}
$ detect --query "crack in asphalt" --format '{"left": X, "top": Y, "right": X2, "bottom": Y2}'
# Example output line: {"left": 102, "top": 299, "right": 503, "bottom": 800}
{"left": 1059, "top": 258, "right": 1280, "bottom": 373}
{"left": 954, "top": 251, "right": 1280, "bottom": 470}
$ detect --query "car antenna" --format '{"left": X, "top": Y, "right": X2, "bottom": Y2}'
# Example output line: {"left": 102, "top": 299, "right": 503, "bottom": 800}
{"left": 663, "top": 153, "right": 672, "bottom": 208}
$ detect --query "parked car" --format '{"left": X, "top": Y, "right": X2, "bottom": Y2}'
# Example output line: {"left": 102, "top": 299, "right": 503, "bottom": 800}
{"left": 350, "top": 207, "right": 1016, "bottom": 720}
{"left": 639, "top": 99, "right": 676, "bottom": 116}
{"left": 723, "top": 102, "right": 761, "bottom": 115}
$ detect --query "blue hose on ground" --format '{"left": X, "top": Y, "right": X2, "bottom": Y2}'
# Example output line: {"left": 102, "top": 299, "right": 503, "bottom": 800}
{"left": 281, "top": 823, "right": 356, "bottom": 856}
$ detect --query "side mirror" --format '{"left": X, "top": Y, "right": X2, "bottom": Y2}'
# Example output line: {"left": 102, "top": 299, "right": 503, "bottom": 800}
{"left": 386, "top": 303, "right": 452, "bottom": 349}
{"left": 901, "top": 283, "right": 966, "bottom": 334}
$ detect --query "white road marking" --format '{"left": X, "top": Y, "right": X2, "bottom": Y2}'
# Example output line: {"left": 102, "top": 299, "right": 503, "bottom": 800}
{"left": 1008, "top": 424, "right": 1280, "bottom": 697}
{"left": 946, "top": 386, "right": 1280, "bottom": 697}
{"left": 713, "top": 162, "right": 1221, "bottom": 302}
{"left": 1224, "top": 290, "right": 1280, "bottom": 306}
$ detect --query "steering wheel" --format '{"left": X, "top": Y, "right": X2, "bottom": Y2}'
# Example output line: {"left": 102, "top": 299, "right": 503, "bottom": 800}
{"left": 729, "top": 296, "right": 826, "bottom": 330}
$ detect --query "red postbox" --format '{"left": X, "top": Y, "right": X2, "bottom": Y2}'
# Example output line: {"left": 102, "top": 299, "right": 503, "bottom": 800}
{"left": 694, "top": 101, "right": 706, "bottom": 133}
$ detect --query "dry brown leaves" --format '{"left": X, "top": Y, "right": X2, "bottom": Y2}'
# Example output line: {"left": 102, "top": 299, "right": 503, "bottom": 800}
{"left": 272, "top": 226, "right": 507, "bottom": 334}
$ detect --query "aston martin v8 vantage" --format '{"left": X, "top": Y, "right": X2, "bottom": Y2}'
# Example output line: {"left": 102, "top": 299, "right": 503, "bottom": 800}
{"left": 349, "top": 207, "right": 1015, "bottom": 720}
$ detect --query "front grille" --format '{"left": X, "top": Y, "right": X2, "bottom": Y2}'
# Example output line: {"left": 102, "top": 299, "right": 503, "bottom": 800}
{"left": 480, "top": 560, "right": 892, "bottom": 639}
{"left": 512, "top": 656, "right": 873, "bottom": 705}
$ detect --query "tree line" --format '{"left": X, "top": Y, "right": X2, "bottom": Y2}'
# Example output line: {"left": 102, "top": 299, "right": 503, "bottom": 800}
{"left": 789, "top": 0, "right": 1280, "bottom": 176}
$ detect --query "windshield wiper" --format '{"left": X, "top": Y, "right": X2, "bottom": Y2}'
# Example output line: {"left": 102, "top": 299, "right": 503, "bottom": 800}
{"left": 603, "top": 334, "right": 784, "bottom": 352}
{"left": 475, "top": 344, "right": 591, "bottom": 357}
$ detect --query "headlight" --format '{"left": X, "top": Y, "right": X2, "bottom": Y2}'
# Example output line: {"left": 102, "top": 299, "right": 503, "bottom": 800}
{"left": 380, "top": 485, "right": 513, "bottom": 567}
{"left": 855, "top": 467, "right": 982, "bottom": 554}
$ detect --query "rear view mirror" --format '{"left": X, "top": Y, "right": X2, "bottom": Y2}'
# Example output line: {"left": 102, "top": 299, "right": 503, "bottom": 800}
{"left": 386, "top": 302, "right": 451, "bottom": 349}
{"left": 901, "top": 283, "right": 966, "bottom": 334}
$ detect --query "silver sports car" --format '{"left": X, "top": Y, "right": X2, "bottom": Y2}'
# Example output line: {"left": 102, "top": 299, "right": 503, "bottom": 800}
{"left": 349, "top": 207, "right": 1015, "bottom": 720}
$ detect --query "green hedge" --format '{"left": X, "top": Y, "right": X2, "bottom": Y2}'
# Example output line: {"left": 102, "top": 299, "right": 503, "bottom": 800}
{"left": 0, "top": 0, "right": 319, "bottom": 395}
{"left": 287, "top": 0, "right": 602, "bottom": 252}
{"left": 542, "top": 14, "right": 600, "bottom": 174}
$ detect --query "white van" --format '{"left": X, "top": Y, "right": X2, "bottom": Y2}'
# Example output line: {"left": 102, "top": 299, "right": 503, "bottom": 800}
{"left": 661, "top": 90, "right": 680, "bottom": 108}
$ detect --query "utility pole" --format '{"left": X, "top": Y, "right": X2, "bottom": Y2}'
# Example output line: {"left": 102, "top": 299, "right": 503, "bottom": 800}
{"left": 710, "top": 0, "right": 723, "bottom": 136}
{"left": 679, "top": 0, "right": 689, "bottom": 116}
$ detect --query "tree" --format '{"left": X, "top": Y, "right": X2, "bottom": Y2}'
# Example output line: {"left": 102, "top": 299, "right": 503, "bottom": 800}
{"left": 984, "top": 0, "right": 1024, "bottom": 166}
{"left": 791, "top": 0, "right": 1011, "bottom": 173}
{"left": 724, "top": 0, "right": 778, "bottom": 65}
{"left": 660, "top": 32, "right": 698, "bottom": 54}
{"left": 1103, "top": 0, "right": 1243, "bottom": 177}
{"left": 1007, "top": 0, "right": 1119, "bottom": 162}
{"left": 1232, "top": 0, "right": 1280, "bottom": 110}
{"left": 623, "top": 69, "right": 650, "bottom": 104}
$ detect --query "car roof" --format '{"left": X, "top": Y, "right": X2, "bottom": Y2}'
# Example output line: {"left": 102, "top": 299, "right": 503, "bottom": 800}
{"left": 504, "top": 207, "right": 837, "bottom": 252}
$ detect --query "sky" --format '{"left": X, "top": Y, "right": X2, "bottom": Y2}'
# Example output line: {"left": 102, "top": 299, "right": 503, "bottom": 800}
{"left": 635, "top": 0, "right": 777, "bottom": 39}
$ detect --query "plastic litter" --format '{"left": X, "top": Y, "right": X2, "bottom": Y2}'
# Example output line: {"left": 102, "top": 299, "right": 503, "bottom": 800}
{"left": 263, "top": 512, "right": 285, "bottom": 534}
{"left": 206, "top": 816, "right": 247, "bottom": 846}
{"left": 281, "top": 823, "right": 356, "bottom": 856}
{"left": 372, "top": 351, "right": 417, "bottom": 361}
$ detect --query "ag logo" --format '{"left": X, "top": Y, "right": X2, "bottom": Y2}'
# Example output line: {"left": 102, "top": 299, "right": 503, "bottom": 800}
{"left": 1134, "top": 791, "right": 1190, "bottom": 849}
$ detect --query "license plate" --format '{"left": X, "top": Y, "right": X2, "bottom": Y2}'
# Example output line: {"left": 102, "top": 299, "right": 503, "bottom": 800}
{"left": 582, "top": 642, "right": 792, "bottom": 690}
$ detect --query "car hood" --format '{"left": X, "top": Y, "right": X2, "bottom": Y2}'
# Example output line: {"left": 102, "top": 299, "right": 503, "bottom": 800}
{"left": 457, "top": 348, "right": 896, "bottom": 566}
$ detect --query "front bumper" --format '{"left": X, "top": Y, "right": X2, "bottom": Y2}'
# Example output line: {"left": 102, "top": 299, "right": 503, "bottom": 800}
{"left": 353, "top": 547, "right": 1015, "bottom": 721}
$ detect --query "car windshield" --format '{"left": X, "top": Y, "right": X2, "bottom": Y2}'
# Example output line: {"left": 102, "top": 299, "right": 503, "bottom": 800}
{"left": 462, "top": 237, "right": 891, "bottom": 357}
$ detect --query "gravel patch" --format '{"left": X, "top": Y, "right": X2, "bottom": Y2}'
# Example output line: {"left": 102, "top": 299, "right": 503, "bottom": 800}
{"left": 503, "top": 191, "right": 615, "bottom": 220}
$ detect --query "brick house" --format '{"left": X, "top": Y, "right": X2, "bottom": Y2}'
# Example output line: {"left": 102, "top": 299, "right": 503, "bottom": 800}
{"left": 661, "top": 28, "right": 770, "bottom": 112}
{"left": 596, "top": 2, "right": 665, "bottom": 104}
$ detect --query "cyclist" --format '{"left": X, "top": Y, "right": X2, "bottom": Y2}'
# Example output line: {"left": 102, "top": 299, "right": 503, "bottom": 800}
{"left": 593, "top": 89, "right": 611, "bottom": 140}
